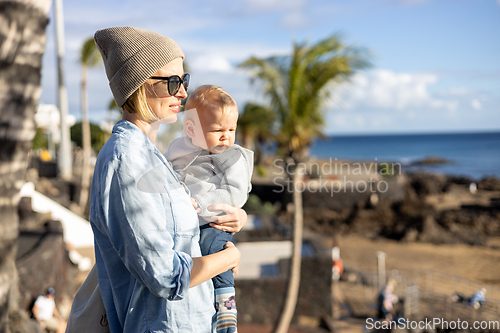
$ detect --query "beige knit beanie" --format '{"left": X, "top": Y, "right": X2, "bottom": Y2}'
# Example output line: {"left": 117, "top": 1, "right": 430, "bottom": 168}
{"left": 94, "top": 27, "right": 184, "bottom": 107}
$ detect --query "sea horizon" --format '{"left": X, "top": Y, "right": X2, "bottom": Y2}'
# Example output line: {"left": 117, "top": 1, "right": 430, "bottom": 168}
{"left": 322, "top": 129, "right": 500, "bottom": 138}
{"left": 310, "top": 131, "right": 500, "bottom": 181}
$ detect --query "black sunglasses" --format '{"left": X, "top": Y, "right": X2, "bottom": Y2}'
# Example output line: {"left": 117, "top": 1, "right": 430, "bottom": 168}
{"left": 150, "top": 73, "right": 190, "bottom": 97}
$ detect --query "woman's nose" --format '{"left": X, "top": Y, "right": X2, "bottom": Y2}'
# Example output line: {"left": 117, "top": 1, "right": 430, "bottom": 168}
{"left": 175, "top": 83, "right": 188, "bottom": 99}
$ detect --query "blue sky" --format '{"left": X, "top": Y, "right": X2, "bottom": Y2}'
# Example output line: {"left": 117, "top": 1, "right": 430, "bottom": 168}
{"left": 39, "top": 0, "right": 500, "bottom": 135}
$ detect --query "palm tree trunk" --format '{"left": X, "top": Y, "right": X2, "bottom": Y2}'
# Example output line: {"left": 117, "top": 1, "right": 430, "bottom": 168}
{"left": 79, "top": 65, "right": 91, "bottom": 211}
{"left": 243, "top": 133, "right": 254, "bottom": 152}
{"left": 275, "top": 168, "right": 303, "bottom": 333}
{"left": 0, "top": 0, "right": 50, "bottom": 330}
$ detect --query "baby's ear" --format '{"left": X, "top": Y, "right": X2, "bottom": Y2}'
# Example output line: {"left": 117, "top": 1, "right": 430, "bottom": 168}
{"left": 185, "top": 120, "right": 196, "bottom": 138}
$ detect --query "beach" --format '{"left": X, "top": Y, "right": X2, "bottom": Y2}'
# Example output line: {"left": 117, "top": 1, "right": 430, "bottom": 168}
{"left": 16, "top": 149, "right": 500, "bottom": 332}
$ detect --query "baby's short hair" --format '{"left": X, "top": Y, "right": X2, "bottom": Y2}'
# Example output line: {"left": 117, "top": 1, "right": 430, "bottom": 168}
{"left": 184, "top": 85, "right": 237, "bottom": 127}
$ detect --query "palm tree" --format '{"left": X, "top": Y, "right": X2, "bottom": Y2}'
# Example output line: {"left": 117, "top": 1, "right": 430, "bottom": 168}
{"left": 238, "top": 102, "right": 275, "bottom": 166}
{"left": 240, "top": 34, "right": 370, "bottom": 333}
{"left": 78, "top": 37, "right": 101, "bottom": 211}
{"left": 0, "top": 0, "right": 51, "bottom": 330}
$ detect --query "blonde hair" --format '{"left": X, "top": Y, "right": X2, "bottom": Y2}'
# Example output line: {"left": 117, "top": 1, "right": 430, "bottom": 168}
{"left": 184, "top": 85, "right": 237, "bottom": 128}
{"left": 122, "top": 84, "right": 159, "bottom": 122}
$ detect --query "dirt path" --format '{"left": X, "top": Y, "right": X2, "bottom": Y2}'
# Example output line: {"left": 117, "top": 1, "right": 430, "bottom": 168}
{"left": 338, "top": 235, "right": 500, "bottom": 288}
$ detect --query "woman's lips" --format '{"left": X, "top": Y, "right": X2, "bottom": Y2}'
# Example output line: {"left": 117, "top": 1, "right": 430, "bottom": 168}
{"left": 170, "top": 104, "right": 181, "bottom": 113}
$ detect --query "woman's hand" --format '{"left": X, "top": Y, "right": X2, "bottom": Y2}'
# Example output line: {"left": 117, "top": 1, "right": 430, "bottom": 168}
{"left": 223, "top": 241, "right": 240, "bottom": 276}
{"left": 207, "top": 203, "right": 247, "bottom": 233}
{"left": 190, "top": 240, "right": 240, "bottom": 288}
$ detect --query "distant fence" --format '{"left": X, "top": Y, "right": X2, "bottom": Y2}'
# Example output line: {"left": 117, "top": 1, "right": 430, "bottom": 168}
{"left": 400, "top": 268, "right": 500, "bottom": 300}
{"left": 400, "top": 268, "right": 500, "bottom": 322}
{"left": 342, "top": 267, "right": 500, "bottom": 323}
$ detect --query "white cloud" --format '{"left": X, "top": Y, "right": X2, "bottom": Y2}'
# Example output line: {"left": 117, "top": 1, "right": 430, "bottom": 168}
{"left": 181, "top": 39, "right": 290, "bottom": 64}
{"left": 188, "top": 70, "right": 258, "bottom": 107}
{"left": 280, "top": 10, "right": 309, "bottom": 28}
{"left": 189, "top": 54, "right": 233, "bottom": 73}
{"left": 437, "top": 87, "right": 473, "bottom": 97}
{"left": 243, "top": 0, "right": 304, "bottom": 12}
{"left": 471, "top": 99, "right": 482, "bottom": 110}
{"left": 321, "top": 69, "right": 482, "bottom": 134}
{"left": 242, "top": 0, "right": 308, "bottom": 28}
{"left": 339, "top": 69, "right": 458, "bottom": 112}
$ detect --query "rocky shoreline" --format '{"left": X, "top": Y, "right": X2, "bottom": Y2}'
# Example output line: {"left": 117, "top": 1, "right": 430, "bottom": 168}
{"left": 27, "top": 156, "right": 500, "bottom": 250}
{"left": 310, "top": 174, "right": 498, "bottom": 245}
{"left": 249, "top": 157, "right": 500, "bottom": 247}
{"left": 23, "top": 160, "right": 500, "bottom": 254}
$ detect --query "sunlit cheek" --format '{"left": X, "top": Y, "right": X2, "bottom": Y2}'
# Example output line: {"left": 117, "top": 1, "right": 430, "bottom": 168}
{"left": 207, "top": 135, "right": 217, "bottom": 145}
{"left": 208, "top": 135, "right": 219, "bottom": 147}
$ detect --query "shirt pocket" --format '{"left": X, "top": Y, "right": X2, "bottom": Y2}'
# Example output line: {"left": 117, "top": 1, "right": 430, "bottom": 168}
{"left": 168, "top": 186, "right": 199, "bottom": 237}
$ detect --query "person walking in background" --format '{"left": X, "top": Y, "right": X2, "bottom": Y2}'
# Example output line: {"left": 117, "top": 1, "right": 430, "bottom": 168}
{"left": 32, "top": 287, "right": 66, "bottom": 333}
{"left": 166, "top": 85, "right": 254, "bottom": 333}
{"left": 331, "top": 246, "right": 344, "bottom": 281}
{"left": 88, "top": 27, "right": 246, "bottom": 332}
{"left": 377, "top": 279, "right": 398, "bottom": 322}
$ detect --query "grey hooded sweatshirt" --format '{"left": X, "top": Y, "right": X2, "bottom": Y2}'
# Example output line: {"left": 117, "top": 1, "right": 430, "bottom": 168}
{"left": 165, "top": 136, "right": 254, "bottom": 225}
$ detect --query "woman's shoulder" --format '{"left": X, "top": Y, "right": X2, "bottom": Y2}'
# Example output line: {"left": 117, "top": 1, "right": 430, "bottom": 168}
{"left": 105, "top": 121, "right": 153, "bottom": 154}
{"left": 95, "top": 122, "right": 153, "bottom": 175}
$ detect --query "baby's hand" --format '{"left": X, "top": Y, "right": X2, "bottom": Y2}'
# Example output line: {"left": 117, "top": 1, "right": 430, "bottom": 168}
{"left": 190, "top": 197, "right": 201, "bottom": 213}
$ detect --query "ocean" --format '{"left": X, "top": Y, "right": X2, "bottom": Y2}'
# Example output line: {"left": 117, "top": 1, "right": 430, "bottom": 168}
{"left": 310, "top": 132, "right": 500, "bottom": 181}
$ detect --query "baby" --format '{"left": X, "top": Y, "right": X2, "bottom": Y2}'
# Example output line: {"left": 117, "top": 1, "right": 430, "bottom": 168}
{"left": 165, "top": 85, "right": 253, "bottom": 333}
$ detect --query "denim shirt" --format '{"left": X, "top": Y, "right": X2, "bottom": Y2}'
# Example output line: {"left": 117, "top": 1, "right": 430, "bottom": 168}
{"left": 90, "top": 120, "right": 215, "bottom": 333}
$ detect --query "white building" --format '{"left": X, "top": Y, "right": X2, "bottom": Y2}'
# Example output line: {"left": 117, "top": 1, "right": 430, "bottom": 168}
{"left": 35, "top": 104, "right": 76, "bottom": 155}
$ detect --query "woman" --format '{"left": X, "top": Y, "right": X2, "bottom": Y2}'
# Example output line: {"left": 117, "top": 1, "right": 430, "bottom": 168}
{"left": 91, "top": 27, "right": 243, "bottom": 332}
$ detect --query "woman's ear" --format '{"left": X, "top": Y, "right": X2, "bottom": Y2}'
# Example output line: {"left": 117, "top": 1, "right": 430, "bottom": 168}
{"left": 185, "top": 120, "right": 196, "bottom": 138}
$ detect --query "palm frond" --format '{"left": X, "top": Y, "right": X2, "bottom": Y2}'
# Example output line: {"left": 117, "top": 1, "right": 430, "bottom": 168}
{"left": 241, "top": 33, "right": 371, "bottom": 162}
{"left": 239, "top": 57, "right": 287, "bottom": 116}
{"left": 80, "top": 37, "right": 101, "bottom": 67}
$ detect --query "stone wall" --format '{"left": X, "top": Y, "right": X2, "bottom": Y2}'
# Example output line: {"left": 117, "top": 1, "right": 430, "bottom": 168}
{"left": 235, "top": 256, "right": 332, "bottom": 325}
{"left": 16, "top": 197, "right": 76, "bottom": 313}
{"left": 16, "top": 220, "right": 76, "bottom": 312}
